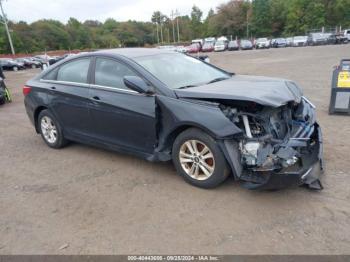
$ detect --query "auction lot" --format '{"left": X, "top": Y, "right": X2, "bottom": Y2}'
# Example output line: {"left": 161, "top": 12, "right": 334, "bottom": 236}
{"left": 1, "top": 45, "right": 350, "bottom": 254}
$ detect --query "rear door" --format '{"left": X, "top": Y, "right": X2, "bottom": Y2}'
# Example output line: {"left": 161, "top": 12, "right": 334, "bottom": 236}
{"left": 88, "top": 57, "right": 157, "bottom": 153}
{"left": 42, "top": 57, "right": 93, "bottom": 137}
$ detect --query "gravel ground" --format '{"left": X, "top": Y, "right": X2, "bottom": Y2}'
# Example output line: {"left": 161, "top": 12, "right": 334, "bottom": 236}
{"left": 0, "top": 45, "right": 350, "bottom": 255}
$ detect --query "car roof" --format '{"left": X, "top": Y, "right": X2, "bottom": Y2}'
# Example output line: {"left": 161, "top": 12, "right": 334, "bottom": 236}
{"left": 94, "top": 48, "right": 176, "bottom": 58}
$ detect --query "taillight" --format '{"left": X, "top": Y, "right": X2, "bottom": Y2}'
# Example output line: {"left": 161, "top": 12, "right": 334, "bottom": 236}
{"left": 23, "top": 85, "right": 31, "bottom": 96}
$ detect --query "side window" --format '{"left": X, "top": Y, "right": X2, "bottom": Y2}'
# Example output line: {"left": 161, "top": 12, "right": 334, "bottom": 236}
{"left": 42, "top": 67, "right": 59, "bottom": 80}
{"left": 57, "top": 58, "right": 90, "bottom": 84}
{"left": 94, "top": 58, "right": 137, "bottom": 90}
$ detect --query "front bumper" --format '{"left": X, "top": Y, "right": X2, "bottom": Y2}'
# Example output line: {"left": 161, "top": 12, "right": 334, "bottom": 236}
{"left": 233, "top": 123, "right": 324, "bottom": 190}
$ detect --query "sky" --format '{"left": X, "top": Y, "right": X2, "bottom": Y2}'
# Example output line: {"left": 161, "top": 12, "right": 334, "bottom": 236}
{"left": 3, "top": 0, "right": 226, "bottom": 23}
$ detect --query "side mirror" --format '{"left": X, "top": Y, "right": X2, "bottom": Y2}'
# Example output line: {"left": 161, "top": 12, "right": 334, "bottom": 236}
{"left": 123, "top": 76, "right": 153, "bottom": 94}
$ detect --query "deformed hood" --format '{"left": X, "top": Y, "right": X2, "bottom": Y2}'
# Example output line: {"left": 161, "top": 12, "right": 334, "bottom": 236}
{"left": 174, "top": 75, "right": 303, "bottom": 107}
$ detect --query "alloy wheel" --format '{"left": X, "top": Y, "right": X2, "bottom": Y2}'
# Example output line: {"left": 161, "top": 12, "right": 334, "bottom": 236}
{"left": 40, "top": 116, "right": 58, "bottom": 144}
{"left": 179, "top": 140, "right": 215, "bottom": 181}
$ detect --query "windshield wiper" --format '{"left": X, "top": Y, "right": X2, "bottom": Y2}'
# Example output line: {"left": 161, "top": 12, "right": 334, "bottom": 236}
{"left": 207, "top": 77, "right": 230, "bottom": 84}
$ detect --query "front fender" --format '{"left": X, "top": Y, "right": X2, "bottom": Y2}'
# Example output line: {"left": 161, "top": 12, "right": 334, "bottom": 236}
{"left": 155, "top": 96, "right": 242, "bottom": 152}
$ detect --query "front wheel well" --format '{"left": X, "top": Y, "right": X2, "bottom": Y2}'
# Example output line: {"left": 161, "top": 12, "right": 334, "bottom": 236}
{"left": 34, "top": 106, "right": 48, "bottom": 133}
{"left": 159, "top": 125, "right": 217, "bottom": 154}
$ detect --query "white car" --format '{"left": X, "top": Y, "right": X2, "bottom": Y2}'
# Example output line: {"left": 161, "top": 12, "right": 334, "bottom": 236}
{"left": 214, "top": 40, "right": 226, "bottom": 52}
{"left": 343, "top": 29, "right": 350, "bottom": 40}
{"left": 292, "top": 36, "right": 308, "bottom": 47}
{"left": 286, "top": 37, "right": 294, "bottom": 46}
{"left": 255, "top": 38, "right": 270, "bottom": 49}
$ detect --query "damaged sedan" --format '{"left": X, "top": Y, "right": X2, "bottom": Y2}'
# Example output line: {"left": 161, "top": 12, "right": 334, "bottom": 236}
{"left": 23, "top": 48, "right": 323, "bottom": 190}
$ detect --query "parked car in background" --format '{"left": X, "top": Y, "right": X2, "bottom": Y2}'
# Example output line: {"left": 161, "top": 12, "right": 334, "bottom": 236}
{"left": 34, "top": 55, "right": 58, "bottom": 65}
{"left": 326, "top": 33, "right": 348, "bottom": 45}
{"left": 255, "top": 38, "right": 270, "bottom": 49}
{"left": 15, "top": 58, "right": 41, "bottom": 69}
{"left": 292, "top": 36, "right": 308, "bottom": 47}
{"left": 228, "top": 40, "right": 239, "bottom": 51}
{"left": 202, "top": 42, "right": 215, "bottom": 52}
{"left": 343, "top": 29, "right": 350, "bottom": 41}
{"left": 308, "top": 33, "right": 328, "bottom": 46}
{"left": 214, "top": 40, "right": 227, "bottom": 52}
{"left": 186, "top": 43, "right": 201, "bottom": 54}
{"left": 0, "top": 58, "right": 25, "bottom": 71}
{"left": 23, "top": 48, "right": 324, "bottom": 190}
{"left": 240, "top": 39, "right": 253, "bottom": 50}
{"left": 286, "top": 37, "right": 294, "bottom": 47}
{"left": 204, "top": 37, "right": 216, "bottom": 46}
{"left": 192, "top": 39, "right": 204, "bottom": 48}
{"left": 271, "top": 38, "right": 287, "bottom": 48}
{"left": 175, "top": 46, "right": 187, "bottom": 53}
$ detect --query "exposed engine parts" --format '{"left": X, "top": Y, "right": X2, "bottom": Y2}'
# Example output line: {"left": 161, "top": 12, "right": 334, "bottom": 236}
{"left": 221, "top": 97, "right": 317, "bottom": 171}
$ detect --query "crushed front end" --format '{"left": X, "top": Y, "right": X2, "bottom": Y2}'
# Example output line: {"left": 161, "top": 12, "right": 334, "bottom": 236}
{"left": 221, "top": 97, "right": 324, "bottom": 190}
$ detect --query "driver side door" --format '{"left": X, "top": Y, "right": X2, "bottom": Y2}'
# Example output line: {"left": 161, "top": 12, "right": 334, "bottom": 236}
{"left": 88, "top": 57, "right": 157, "bottom": 154}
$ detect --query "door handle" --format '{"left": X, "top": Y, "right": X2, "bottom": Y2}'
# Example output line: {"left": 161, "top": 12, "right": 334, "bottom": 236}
{"left": 50, "top": 86, "right": 56, "bottom": 90}
{"left": 92, "top": 96, "right": 100, "bottom": 101}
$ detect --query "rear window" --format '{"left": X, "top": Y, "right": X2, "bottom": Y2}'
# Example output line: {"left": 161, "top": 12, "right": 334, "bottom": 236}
{"left": 42, "top": 67, "right": 59, "bottom": 80}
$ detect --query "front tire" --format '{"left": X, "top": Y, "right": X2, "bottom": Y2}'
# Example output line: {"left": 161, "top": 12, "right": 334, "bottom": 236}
{"left": 172, "top": 128, "right": 230, "bottom": 189}
{"left": 38, "top": 110, "right": 67, "bottom": 149}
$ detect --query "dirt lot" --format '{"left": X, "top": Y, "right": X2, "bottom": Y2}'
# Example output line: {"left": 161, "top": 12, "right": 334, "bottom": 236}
{"left": 0, "top": 45, "right": 350, "bottom": 255}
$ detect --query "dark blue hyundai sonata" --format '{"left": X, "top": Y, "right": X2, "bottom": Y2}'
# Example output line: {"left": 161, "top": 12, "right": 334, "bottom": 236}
{"left": 23, "top": 48, "right": 323, "bottom": 190}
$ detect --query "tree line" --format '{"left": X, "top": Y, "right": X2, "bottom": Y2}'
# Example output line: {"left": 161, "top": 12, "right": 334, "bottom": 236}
{"left": 0, "top": 0, "right": 349, "bottom": 54}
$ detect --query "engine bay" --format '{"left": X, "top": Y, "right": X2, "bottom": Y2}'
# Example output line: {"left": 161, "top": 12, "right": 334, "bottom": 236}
{"left": 220, "top": 98, "right": 318, "bottom": 173}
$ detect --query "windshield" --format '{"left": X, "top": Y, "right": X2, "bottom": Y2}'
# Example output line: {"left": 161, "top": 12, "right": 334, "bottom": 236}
{"left": 294, "top": 36, "right": 306, "bottom": 40}
{"left": 257, "top": 38, "right": 267, "bottom": 42}
{"left": 134, "top": 53, "right": 230, "bottom": 89}
{"left": 215, "top": 40, "right": 224, "bottom": 45}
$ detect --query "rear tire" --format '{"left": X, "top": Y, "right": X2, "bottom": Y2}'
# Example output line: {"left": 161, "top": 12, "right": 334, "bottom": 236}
{"left": 172, "top": 128, "right": 230, "bottom": 189}
{"left": 38, "top": 110, "right": 67, "bottom": 149}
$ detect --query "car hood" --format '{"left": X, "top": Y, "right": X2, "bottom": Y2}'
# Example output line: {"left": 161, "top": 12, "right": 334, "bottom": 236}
{"left": 174, "top": 75, "right": 303, "bottom": 107}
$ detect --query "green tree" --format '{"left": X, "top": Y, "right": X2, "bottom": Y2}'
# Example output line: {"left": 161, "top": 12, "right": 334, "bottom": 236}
{"left": 210, "top": 0, "right": 252, "bottom": 38}
{"left": 67, "top": 18, "right": 93, "bottom": 49}
{"left": 252, "top": 0, "right": 272, "bottom": 36}
{"left": 284, "top": 0, "right": 326, "bottom": 35}
{"left": 203, "top": 8, "right": 215, "bottom": 36}
{"left": 269, "top": 0, "right": 288, "bottom": 36}
{"left": 190, "top": 5, "right": 203, "bottom": 38}
{"left": 30, "top": 20, "right": 70, "bottom": 51}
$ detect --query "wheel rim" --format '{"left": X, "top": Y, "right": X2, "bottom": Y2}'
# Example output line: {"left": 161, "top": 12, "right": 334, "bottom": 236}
{"left": 32, "top": 64, "right": 36, "bottom": 69}
{"left": 13, "top": 67, "right": 18, "bottom": 71}
{"left": 179, "top": 140, "right": 215, "bottom": 181}
{"left": 40, "top": 116, "right": 58, "bottom": 144}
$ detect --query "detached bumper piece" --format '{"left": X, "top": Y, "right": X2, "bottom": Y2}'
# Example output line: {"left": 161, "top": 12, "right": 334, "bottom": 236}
{"left": 240, "top": 123, "right": 324, "bottom": 190}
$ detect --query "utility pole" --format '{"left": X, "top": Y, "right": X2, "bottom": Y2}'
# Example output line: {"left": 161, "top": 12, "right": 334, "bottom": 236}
{"left": 156, "top": 22, "right": 159, "bottom": 44}
{"left": 0, "top": 0, "right": 15, "bottom": 55}
{"left": 159, "top": 13, "right": 163, "bottom": 43}
{"left": 175, "top": 9, "right": 180, "bottom": 43}
{"left": 170, "top": 10, "right": 176, "bottom": 43}
{"left": 246, "top": 11, "right": 249, "bottom": 39}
